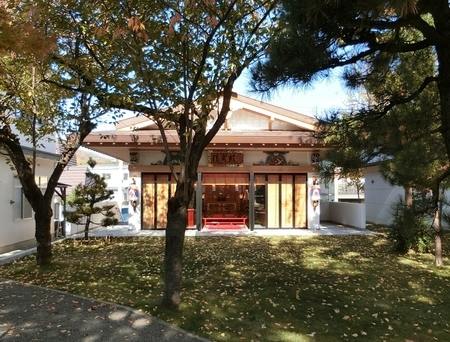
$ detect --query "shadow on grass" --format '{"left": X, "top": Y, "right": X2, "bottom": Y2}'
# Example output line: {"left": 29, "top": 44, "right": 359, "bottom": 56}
{"left": 1, "top": 234, "right": 449, "bottom": 342}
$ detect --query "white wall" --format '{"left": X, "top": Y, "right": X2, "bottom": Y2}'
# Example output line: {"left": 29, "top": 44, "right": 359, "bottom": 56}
{"left": 65, "top": 200, "right": 123, "bottom": 235}
{"left": 0, "top": 156, "right": 34, "bottom": 253}
{"left": 0, "top": 154, "right": 57, "bottom": 254}
{"left": 364, "top": 165, "right": 404, "bottom": 225}
{"left": 90, "top": 162, "right": 130, "bottom": 207}
{"left": 11, "top": 125, "right": 57, "bottom": 153}
{"left": 137, "top": 151, "right": 166, "bottom": 166}
{"left": 320, "top": 201, "right": 366, "bottom": 229}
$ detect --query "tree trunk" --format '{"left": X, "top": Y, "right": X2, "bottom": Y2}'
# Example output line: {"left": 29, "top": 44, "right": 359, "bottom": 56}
{"left": 435, "top": 233, "right": 443, "bottom": 267}
{"left": 404, "top": 187, "right": 413, "bottom": 207}
{"left": 84, "top": 216, "right": 91, "bottom": 240}
{"left": 435, "top": 27, "right": 450, "bottom": 164}
{"left": 35, "top": 204, "right": 53, "bottom": 266}
{"left": 434, "top": 195, "right": 443, "bottom": 267}
{"left": 435, "top": 44, "right": 450, "bottom": 265}
{"left": 162, "top": 196, "right": 187, "bottom": 309}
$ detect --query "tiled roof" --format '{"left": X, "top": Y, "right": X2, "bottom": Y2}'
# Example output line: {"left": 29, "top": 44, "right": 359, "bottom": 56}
{"left": 58, "top": 165, "right": 89, "bottom": 194}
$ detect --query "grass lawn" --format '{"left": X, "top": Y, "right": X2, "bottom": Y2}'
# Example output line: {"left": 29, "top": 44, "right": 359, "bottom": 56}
{"left": 0, "top": 231, "right": 449, "bottom": 342}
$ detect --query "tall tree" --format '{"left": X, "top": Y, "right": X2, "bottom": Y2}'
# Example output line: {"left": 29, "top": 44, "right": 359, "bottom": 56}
{"left": 0, "top": 3, "right": 112, "bottom": 264}
{"left": 0, "top": 1, "right": 54, "bottom": 61}
{"left": 0, "top": 71, "right": 103, "bottom": 264}
{"left": 251, "top": 0, "right": 450, "bottom": 168}
{"left": 33, "top": 0, "right": 280, "bottom": 307}
{"left": 320, "top": 18, "right": 446, "bottom": 263}
{"left": 251, "top": 0, "right": 450, "bottom": 265}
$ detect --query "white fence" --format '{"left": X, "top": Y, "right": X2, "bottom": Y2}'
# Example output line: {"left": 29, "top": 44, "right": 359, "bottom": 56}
{"left": 320, "top": 202, "right": 366, "bottom": 229}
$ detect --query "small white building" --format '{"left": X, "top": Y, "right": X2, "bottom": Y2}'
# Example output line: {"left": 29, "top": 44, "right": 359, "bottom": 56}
{"left": 88, "top": 159, "right": 130, "bottom": 220}
{"left": 57, "top": 150, "right": 129, "bottom": 234}
{"left": 364, "top": 164, "right": 404, "bottom": 225}
{"left": 0, "top": 132, "right": 60, "bottom": 255}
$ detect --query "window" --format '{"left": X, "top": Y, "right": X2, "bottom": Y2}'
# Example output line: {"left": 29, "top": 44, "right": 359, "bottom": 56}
{"left": 13, "top": 178, "right": 33, "bottom": 220}
{"left": 123, "top": 173, "right": 129, "bottom": 181}
{"left": 35, "top": 176, "right": 48, "bottom": 188}
{"left": 22, "top": 190, "right": 33, "bottom": 219}
{"left": 54, "top": 202, "right": 60, "bottom": 220}
{"left": 35, "top": 176, "right": 48, "bottom": 194}
{"left": 13, "top": 175, "right": 48, "bottom": 220}
{"left": 102, "top": 173, "right": 111, "bottom": 180}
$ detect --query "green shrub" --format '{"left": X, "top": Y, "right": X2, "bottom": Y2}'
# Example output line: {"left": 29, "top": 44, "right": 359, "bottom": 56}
{"left": 388, "top": 199, "right": 433, "bottom": 254}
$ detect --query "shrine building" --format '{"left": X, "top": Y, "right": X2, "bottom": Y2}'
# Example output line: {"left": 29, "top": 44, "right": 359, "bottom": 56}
{"left": 83, "top": 93, "right": 326, "bottom": 230}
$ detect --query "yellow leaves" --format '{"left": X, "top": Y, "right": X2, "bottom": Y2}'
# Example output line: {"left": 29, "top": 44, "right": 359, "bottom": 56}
{"left": 127, "top": 16, "right": 143, "bottom": 32}
{"left": 267, "top": 298, "right": 278, "bottom": 307}
{"left": 127, "top": 16, "right": 148, "bottom": 42}
{"left": 94, "top": 25, "right": 107, "bottom": 37}
{"left": 2, "top": 235, "right": 450, "bottom": 342}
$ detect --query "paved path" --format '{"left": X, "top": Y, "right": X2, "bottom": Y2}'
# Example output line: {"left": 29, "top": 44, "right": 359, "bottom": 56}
{"left": 0, "top": 279, "right": 209, "bottom": 342}
{"left": 0, "top": 224, "right": 376, "bottom": 342}
{"left": 81, "top": 222, "right": 374, "bottom": 238}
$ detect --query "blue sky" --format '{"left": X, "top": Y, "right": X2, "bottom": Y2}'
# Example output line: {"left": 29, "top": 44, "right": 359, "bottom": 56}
{"left": 232, "top": 70, "right": 350, "bottom": 118}
{"left": 97, "top": 70, "right": 350, "bottom": 130}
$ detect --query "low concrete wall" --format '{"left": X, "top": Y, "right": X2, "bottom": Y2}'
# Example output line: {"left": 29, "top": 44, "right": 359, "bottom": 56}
{"left": 320, "top": 202, "right": 366, "bottom": 229}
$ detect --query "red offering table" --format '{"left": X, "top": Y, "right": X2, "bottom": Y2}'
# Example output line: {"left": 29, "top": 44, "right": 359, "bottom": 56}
{"left": 203, "top": 217, "right": 247, "bottom": 229}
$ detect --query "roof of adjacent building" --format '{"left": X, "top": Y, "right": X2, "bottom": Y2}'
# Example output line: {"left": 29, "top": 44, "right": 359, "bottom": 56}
{"left": 58, "top": 165, "right": 90, "bottom": 194}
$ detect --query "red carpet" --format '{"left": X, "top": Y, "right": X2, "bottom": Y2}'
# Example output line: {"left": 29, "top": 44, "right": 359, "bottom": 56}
{"left": 204, "top": 224, "right": 247, "bottom": 230}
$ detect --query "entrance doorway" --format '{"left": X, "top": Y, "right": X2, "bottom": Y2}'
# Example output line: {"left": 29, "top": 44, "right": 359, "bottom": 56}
{"left": 140, "top": 172, "right": 307, "bottom": 230}
{"left": 254, "top": 174, "right": 307, "bottom": 228}
{"left": 201, "top": 174, "right": 249, "bottom": 229}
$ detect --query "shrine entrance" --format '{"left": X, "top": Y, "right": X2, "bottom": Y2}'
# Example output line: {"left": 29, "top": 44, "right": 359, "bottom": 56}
{"left": 140, "top": 172, "right": 307, "bottom": 230}
{"left": 253, "top": 174, "right": 307, "bottom": 228}
{"left": 201, "top": 173, "right": 249, "bottom": 229}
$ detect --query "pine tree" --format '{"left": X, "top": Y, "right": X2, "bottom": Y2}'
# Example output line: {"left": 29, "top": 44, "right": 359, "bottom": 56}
{"left": 253, "top": 1, "right": 449, "bottom": 265}
{"left": 64, "top": 158, "right": 118, "bottom": 240}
